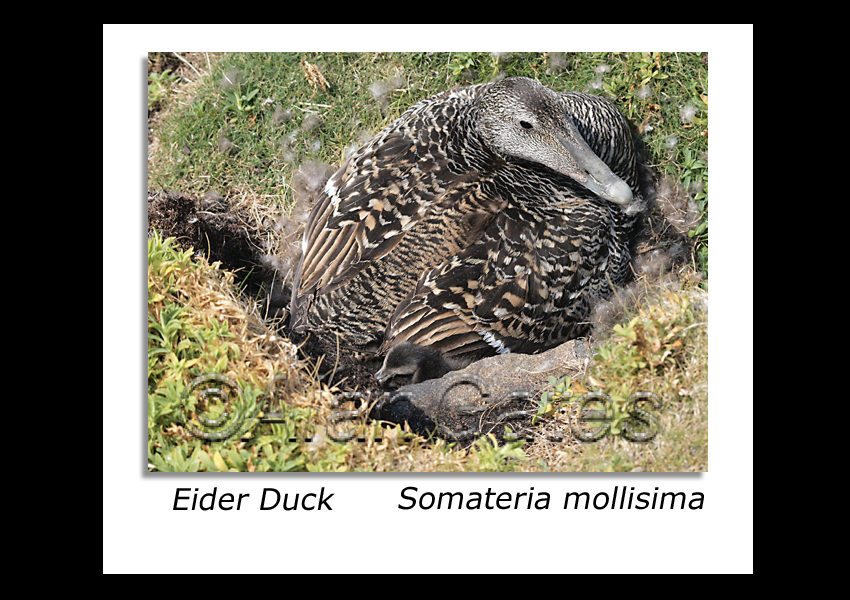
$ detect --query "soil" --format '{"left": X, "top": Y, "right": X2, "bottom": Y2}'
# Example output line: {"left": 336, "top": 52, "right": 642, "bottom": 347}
{"left": 292, "top": 330, "right": 386, "bottom": 395}
{"left": 146, "top": 189, "right": 384, "bottom": 391}
{"left": 147, "top": 190, "right": 268, "bottom": 290}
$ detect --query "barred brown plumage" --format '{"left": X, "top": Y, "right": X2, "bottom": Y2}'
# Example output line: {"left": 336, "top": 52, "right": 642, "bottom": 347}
{"left": 289, "top": 77, "right": 641, "bottom": 365}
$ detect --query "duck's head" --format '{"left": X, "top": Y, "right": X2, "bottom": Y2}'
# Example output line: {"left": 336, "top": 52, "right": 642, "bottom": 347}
{"left": 474, "top": 77, "right": 633, "bottom": 206}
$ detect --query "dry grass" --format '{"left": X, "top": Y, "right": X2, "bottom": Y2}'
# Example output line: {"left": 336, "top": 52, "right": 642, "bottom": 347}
{"left": 149, "top": 230, "right": 707, "bottom": 472}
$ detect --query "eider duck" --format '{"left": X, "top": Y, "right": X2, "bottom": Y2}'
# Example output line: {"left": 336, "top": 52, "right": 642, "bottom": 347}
{"left": 290, "top": 76, "right": 640, "bottom": 364}
{"left": 375, "top": 342, "right": 470, "bottom": 388}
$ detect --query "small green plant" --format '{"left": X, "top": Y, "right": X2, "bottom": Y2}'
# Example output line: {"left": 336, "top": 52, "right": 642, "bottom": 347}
{"left": 468, "top": 432, "right": 526, "bottom": 472}
{"left": 304, "top": 443, "right": 352, "bottom": 472}
{"left": 221, "top": 82, "right": 260, "bottom": 121}
{"left": 680, "top": 147, "right": 709, "bottom": 275}
{"left": 190, "top": 99, "right": 207, "bottom": 117}
{"left": 602, "top": 52, "right": 668, "bottom": 116}
{"left": 636, "top": 52, "right": 669, "bottom": 86}
{"left": 680, "top": 147, "right": 707, "bottom": 197}
{"left": 148, "top": 69, "right": 178, "bottom": 108}
{"left": 449, "top": 52, "right": 478, "bottom": 77}
{"left": 536, "top": 375, "right": 635, "bottom": 440}
{"left": 601, "top": 292, "right": 694, "bottom": 376}
{"left": 535, "top": 375, "right": 572, "bottom": 425}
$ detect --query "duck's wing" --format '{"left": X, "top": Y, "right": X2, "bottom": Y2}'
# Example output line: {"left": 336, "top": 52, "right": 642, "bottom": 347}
{"left": 383, "top": 204, "right": 610, "bottom": 359}
{"left": 290, "top": 116, "right": 481, "bottom": 332}
{"left": 296, "top": 133, "right": 421, "bottom": 291}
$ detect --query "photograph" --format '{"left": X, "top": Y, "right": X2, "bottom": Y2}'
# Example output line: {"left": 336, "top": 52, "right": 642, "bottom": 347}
{"left": 104, "top": 26, "right": 752, "bottom": 574}
{"left": 146, "top": 50, "right": 710, "bottom": 473}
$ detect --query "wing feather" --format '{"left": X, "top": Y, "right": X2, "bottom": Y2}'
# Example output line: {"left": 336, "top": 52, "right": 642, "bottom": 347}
{"left": 384, "top": 205, "right": 610, "bottom": 357}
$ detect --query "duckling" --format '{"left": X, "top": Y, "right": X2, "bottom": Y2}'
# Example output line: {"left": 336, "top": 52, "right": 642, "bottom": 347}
{"left": 290, "top": 77, "right": 640, "bottom": 362}
{"left": 375, "top": 342, "right": 468, "bottom": 388}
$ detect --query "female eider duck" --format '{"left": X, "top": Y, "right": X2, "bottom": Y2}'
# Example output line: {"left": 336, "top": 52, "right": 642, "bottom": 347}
{"left": 290, "top": 76, "right": 640, "bottom": 370}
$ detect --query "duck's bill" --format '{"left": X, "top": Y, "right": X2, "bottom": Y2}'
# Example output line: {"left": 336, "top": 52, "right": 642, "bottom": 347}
{"left": 556, "top": 131, "right": 633, "bottom": 206}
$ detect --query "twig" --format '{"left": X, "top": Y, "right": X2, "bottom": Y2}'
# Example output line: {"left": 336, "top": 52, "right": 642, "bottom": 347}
{"left": 678, "top": 321, "right": 707, "bottom": 335}
{"left": 172, "top": 52, "right": 203, "bottom": 78}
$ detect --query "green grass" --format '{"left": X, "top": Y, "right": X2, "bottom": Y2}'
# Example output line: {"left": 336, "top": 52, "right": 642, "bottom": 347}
{"left": 149, "top": 52, "right": 708, "bottom": 249}
{"left": 147, "top": 52, "right": 709, "bottom": 472}
{"left": 530, "top": 282, "right": 708, "bottom": 471}
{"left": 147, "top": 231, "right": 707, "bottom": 471}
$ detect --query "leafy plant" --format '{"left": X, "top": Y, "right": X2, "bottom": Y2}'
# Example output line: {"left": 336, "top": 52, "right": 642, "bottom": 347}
{"left": 449, "top": 52, "right": 478, "bottom": 77}
{"left": 468, "top": 432, "right": 526, "bottom": 472}
{"left": 535, "top": 375, "right": 572, "bottom": 425}
{"left": 148, "top": 69, "right": 178, "bottom": 108}
{"left": 636, "top": 52, "right": 669, "bottom": 86}
{"left": 221, "top": 82, "right": 260, "bottom": 121}
{"left": 680, "top": 147, "right": 709, "bottom": 275}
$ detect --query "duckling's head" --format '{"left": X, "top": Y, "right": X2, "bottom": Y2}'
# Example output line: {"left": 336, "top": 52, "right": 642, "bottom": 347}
{"left": 375, "top": 342, "right": 454, "bottom": 389}
{"left": 474, "top": 77, "right": 632, "bottom": 206}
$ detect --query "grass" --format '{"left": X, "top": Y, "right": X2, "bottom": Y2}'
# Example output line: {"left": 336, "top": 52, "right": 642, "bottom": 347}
{"left": 147, "top": 52, "right": 709, "bottom": 472}
{"left": 528, "top": 281, "right": 708, "bottom": 471}
{"left": 149, "top": 52, "right": 707, "bottom": 228}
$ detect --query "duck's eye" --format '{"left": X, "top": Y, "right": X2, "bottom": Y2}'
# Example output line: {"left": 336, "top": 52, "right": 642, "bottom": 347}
{"left": 519, "top": 120, "right": 533, "bottom": 130}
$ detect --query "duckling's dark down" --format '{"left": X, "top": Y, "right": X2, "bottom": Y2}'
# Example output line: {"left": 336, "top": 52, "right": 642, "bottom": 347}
{"left": 375, "top": 342, "right": 469, "bottom": 389}
{"left": 290, "top": 77, "right": 640, "bottom": 364}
